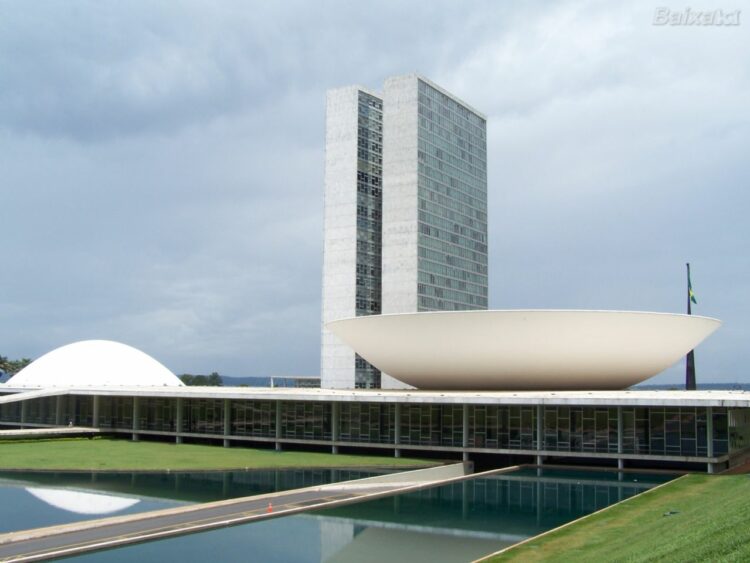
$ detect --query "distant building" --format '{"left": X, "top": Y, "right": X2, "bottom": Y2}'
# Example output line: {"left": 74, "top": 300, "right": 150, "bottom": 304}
{"left": 321, "top": 75, "right": 488, "bottom": 389}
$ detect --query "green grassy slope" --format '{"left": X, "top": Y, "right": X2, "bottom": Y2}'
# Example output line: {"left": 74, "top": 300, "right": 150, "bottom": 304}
{"left": 488, "top": 474, "right": 750, "bottom": 562}
{"left": 0, "top": 437, "right": 435, "bottom": 471}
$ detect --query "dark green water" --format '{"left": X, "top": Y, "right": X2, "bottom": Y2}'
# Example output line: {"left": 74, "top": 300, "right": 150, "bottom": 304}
{"left": 0, "top": 468, "right": 380, "bottom": 533}
{"left": 0, "top": 468, "right": 674, "bottom": 562}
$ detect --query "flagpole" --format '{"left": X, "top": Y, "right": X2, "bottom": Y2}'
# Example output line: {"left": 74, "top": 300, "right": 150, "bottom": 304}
{"left": 685, "top": 263, "right": 696, "bottom": 390}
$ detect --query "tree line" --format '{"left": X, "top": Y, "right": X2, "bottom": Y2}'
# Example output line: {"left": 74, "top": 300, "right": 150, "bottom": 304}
{"left": 179, "top": 372, "right": 223, "bottom": 386}
{"left": 0, "top": 355, "right": 31, "bottom": 379}
{"left": 1, "top": 353, "right": 223, "bottom": 387}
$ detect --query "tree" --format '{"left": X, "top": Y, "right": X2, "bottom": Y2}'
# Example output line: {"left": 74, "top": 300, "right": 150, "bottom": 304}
{"left": 179, "top": 372, "right": 223, "bottom": 386}
{"left": 0, "top": 355, "right": 31, "bottom": 380}
{"left": 207, "top": 372, "right": 222, "bottom": 386}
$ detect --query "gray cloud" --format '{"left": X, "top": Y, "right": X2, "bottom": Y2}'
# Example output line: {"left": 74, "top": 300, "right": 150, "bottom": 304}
{"left": 1, "top": 0, "right": 747, "bottom": 384}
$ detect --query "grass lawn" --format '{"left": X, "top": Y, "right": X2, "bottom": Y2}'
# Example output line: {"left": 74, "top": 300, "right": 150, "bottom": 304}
{"left": 0, "top": 437, "right": 436, "bottom": 471}
{"left": 486, "top": 473, "right": 750, "bottom": 562}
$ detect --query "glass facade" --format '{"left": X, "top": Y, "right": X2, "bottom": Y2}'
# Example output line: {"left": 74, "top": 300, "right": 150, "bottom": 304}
{"left": 99, "top": 397, "right": 133, "bottom": 429}
{"left": 354, "top": 91, "right": 384, "bottom": 389}
{"left": 469, "top": 405, "right": 536, "bottom": 450}
{"left": 18, "top": 397, "right": 58, "bottom": 425}
{"left": 400, "top": 404, "right": 463, "bottom": 447}
{"left": 339, "top": 402, "right": 394, "bottom": 444}
{"left": 183, "top": 399, "right": 224, "bottom": 435}
{"left": 416, "top": 79, "right": 488, "bottom": 311}
{"left": 232, "top": 400, "right": 275, "bottom": 438}
{"left": 0, "top": 396, "right": 744, "bottom": 464}
{"left": 138, "top": 398, "right": 177, "bottom": 432}
{"left": 281, "top": 401, "right": 331, "bottom": 441}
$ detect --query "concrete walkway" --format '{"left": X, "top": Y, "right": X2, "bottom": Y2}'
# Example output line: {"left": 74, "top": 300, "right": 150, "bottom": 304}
{"left": 0, "top": 427, "right": 100, "bottom": 440}
{"left": 0, "top": 463, "right": 472, "bottom": 562}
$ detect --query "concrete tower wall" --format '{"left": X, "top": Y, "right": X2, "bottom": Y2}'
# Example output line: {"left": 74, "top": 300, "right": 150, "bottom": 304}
{"left": 321, "top": 87, "right": 361, "bottom": 389}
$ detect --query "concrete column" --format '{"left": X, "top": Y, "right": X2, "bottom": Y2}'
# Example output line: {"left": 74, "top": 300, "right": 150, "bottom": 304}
{"left": 92, "top": 396, "right": 100, "bottom": 428}
{"left": 462, "top": 404, "right": 469, "bottom": 462}
{"left": 331, "top": 402, "right": 339, "bottom": 454}
{"left": 275, "top": 400, "right": 282, "bottom": 452}
{"left": 707, "top": 406, "right": 714, "bottom": 473}
{"left": 55, "top": 396, "right": 63, "bottom": 426}
{"left": 462, "top": 480, "right": 469, "bottom": 520}
{"left": 20, "top": 400, "right": 28, "bottom": 429}
{"left": 394, "top": 403, "right": 402, "bottom": 458}
{"left": 223, "top": 399, "right": 231, "bottom": 448}
{"left": 617, "top": 406, "right": 624, "bottom": 473}
{"left": 132, "top": 397, "right": 140, "bottom": 441}
{"left": 175, "top": 398, "right": 183, "bottom": 444}
{"left": 536, "top": 480, "right": 542, "bottom": 525}
{"left": 536, "top": 405, "right": 543, "bottom": 465}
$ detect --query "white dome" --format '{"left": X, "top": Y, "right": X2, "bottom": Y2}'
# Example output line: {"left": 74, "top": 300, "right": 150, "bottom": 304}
{"left": 8, "top": 340, "right": 184, "bottom": 388}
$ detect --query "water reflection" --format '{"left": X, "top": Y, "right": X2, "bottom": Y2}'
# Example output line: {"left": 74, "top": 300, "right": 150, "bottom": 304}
{"left": 63, "top": 468, "right": 674, "bottom": 563}
{"left": 0, "top": 468, "right": 382, "bottom": 534}
{"left": 24, "top": 487, "right": 141, "bottom": 515}
{"left": 0, "top": 468, "right": 382, "bottom": 504}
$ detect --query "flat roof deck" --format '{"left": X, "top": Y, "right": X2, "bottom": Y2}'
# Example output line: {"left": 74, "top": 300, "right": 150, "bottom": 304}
{"left": 2, "top": 386, "right": 750, "bottom": 408}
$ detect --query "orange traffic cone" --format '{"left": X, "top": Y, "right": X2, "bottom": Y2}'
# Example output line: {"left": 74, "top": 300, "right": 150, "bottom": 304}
{"left": 267, "top": 502, "right": 273, "bottom": 513}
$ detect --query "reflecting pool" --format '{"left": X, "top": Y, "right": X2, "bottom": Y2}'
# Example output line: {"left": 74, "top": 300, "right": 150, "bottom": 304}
{"left": 0, "top": 468, "right": 380, "bottom": 533}
{"left": 59, "top": 468, "right": 674, "bottom": 563}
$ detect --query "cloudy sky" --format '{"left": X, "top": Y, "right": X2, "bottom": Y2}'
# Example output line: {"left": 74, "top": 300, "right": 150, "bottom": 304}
{"left": 1, "top": 1, "right": 748, "bottom": 384}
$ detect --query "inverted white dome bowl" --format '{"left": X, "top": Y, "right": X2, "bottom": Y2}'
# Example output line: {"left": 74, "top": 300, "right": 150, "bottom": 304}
{"left": 326, "top": 310, "right": 721, "bottom": 390}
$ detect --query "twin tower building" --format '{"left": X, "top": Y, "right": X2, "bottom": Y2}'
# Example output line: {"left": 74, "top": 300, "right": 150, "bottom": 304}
{"left": 321, "top": 74, "right": 489, "bottom": 389}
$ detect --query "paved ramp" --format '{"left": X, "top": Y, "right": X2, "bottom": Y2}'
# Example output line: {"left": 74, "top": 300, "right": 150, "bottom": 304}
{"left": 0, "top": 463, "right": 472, "bottom": 562}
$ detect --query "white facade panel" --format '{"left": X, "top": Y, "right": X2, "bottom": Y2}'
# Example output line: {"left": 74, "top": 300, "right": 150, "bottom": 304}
{"left": 321, "top": 87, "right": 361, "bottom": 389}
{"left": 381, "top": 75, "right": 420, "bottom": 315}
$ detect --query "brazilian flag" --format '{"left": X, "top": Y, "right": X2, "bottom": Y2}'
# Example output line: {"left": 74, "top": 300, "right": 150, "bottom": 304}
{"left": 688, "top": 270, "right": 697, "bottom": 304}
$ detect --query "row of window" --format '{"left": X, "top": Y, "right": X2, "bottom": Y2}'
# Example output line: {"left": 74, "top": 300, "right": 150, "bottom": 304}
{"left": 417, "top": 283, "right": 488, "bottom": 307}
{"left": 354, "top": 353, "right": 381, "bottom": 389}
{"left": 419, "top": 196, "right": 487, "bottom": 233}
{"left": 419, "top": 163, "right": 487, "bottom": 207}
{"left": 417, "top": 104, "right": 485, "bottom": 150}
{"left": 418, "top": 270, "right": 487, "bottom": 297}
{"left": 359, "top": 92, "right": 383, "bottom": 111}
{"left": 417, "top": 81, "right": 485, "bottom": 139}
{"left": 418, "top": 296, "right": 485, "bottom": 311}
{"left": 418, "top": 239, "right": 489, "bottom": 274}
{"left": 419, "top": 116, "right": 487, "bottom": 165}
{"left": 418, "top": 79, "right": 485, "bottom": 128}
{"left": 357, "top": 115, "right": 382, "bottom": 132}
{"left": 357, "top": 181, "right": 381, "bottom": 198}
{"left": 419, "top": 222, "right": 488, "bottom": 256}
{"left": 418, "top": 148, "right": 486, "bottom": 188}
{"left": 357, "top": 136, "right": 382, "bottom": 152}
{"left": 2, "top": 399, "right": 738, "bottom": 459}
{"left": 421, "top": 196, "right": 487, "bottom": 232}
{"left": 418, "top": 134, "right": 487, "bottom": 177}
{"left": 357, "top": 149, "right": 382, "bottom": 165}
{"left": 356, "top": 170, "right": 381, "bottom": 186}
{"left": 419, "top": 232, "right": 488, "bottom": 268}
{"left": 419, "top": 209, "right": 486, "bottom": 244}
{"left": 422, "top": 175, "right": 487, "bottom": 213}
